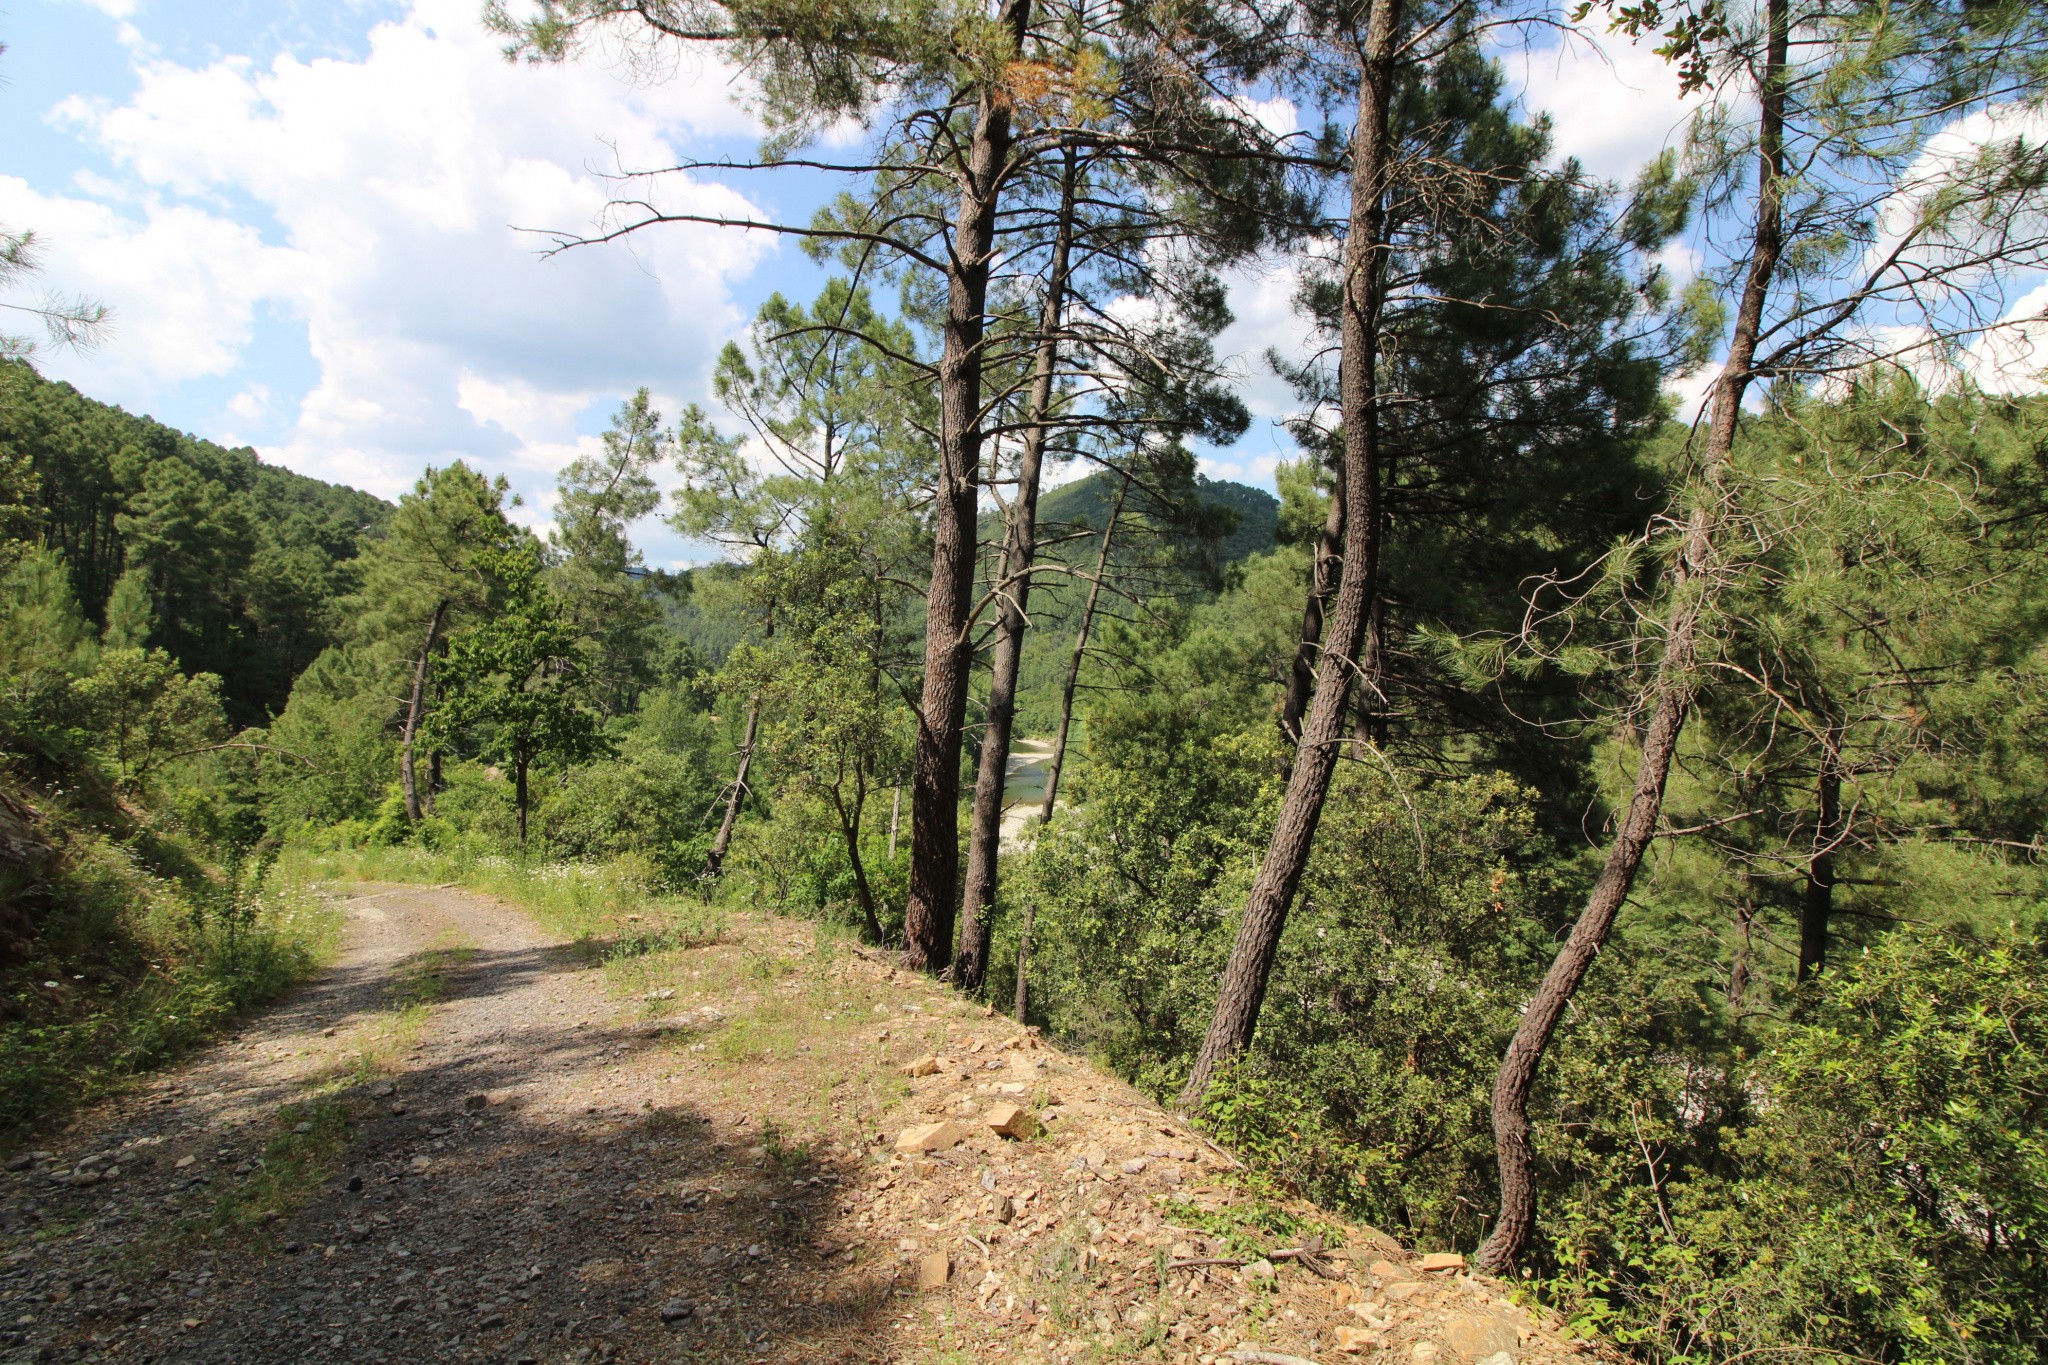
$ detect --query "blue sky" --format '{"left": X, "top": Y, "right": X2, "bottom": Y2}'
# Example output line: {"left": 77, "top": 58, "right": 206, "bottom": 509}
{"left": 2, "top": 0, "right": 1704, "bottom": 566}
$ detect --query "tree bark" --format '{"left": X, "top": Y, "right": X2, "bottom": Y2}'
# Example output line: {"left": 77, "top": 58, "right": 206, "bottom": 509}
{"left": 1798, "top": 729, "right": 1842, "bottom": 983}
{"left": 1179, "top": 0, "right": 1401, "bottom": 1113}
{"left": 400, "top": 599, "right": 448, "bottom": 825}
{"left": 705, "top": 695, "right": 761, "bottom": 881}
{"left": 904, "top": 0, "right": 1030, "bottom": 973}
{"left": 1475, "top": 0, "right": 1789, "bottom": 1275}
{"left": 955, "top": 144, "right": 1080, "bottom": 993}
{"left": 1038, "top": 473, "right": 1128, "bottom": 825}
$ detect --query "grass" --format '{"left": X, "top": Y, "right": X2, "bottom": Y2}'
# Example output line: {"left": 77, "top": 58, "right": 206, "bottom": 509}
{"left": 0, "top": 835, "right": 342, "bottom": 1146}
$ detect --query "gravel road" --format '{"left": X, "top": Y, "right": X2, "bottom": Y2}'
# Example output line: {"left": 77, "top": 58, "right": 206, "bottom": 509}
{"left": 0, "top": 883, "right": 888, "bottom": 1365}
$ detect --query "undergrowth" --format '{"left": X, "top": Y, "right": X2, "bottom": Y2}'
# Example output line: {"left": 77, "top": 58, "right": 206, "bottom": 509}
{"left": 0, "top": 786, "right": 340, "bottom": 1144}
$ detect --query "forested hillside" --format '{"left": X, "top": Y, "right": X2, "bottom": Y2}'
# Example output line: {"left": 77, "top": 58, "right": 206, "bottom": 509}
{"left": 5, "top": 1, "right": 2048, "bottom": 1363}
{"left": 0, "top": 361, "right": 391, "bottom": 721}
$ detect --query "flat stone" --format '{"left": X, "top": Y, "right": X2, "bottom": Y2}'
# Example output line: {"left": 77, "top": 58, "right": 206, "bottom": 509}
{"left": 1336, "top": 1326, "right": 1383, "bottom": 1354}
{"left": 901, "top": 1056, "right": 941, "bottom": 1078}
{"left": 659, "top": 1298, "right": 695, "bottom": 1323}
{"left": 917, "top": 1252, "right": 951, "bottom": 1290}
{"left": 894, "top": 1121, "right": 968, "bottom": 1154}
{"left": 1369, "top": 1259, "right": 1409, "bottom": 1280}
{"left": 1443, "top": 1312, "right": 1519, "bottom": 1361}
{"left": 1418, "top": 1252, "right": 1466, "bottom": 1273}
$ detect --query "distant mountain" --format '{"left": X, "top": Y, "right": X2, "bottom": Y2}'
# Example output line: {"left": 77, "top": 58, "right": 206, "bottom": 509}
{"left": 1033, "top": 469, "right": 1279, "bottom": 565}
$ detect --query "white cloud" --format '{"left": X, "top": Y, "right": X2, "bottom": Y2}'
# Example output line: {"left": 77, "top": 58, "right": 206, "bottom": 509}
{"left": 227, "top": 383, "right": 270, "bottom": 421}
{"left": 0, "top": 176, "right": 302, "bottom": 384}
{"left": 1500, "top": 27, "right": 1700, "bottom": 184}
{"left": 25, "top": 0, "right": 773, "bottom": 505}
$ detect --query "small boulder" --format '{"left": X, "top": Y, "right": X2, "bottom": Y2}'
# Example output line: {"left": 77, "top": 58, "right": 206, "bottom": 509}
{"left": 983, "top": 1103, "right": 1036, "bottom": 1139}
{"left": 894, "top": 1121, "right": 968, "bottom": 1154}
{"left": 917, "top": 1252, "right": 952, "bottom": 1290}
{"left": 901, "top": 1056, "right": 941, "bottom": 1078}
{"left": 1336, "top": 1326, "right": 1383, "bottom": 1354}
{"left": 1419, "top": 1252, "right": 1466, "bottom": 1274}
{"left": 659, "top": 1298, "right": 695, "bottom": 1323}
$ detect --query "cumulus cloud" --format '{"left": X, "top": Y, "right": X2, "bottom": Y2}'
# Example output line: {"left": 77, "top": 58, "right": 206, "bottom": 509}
{"left": 17, "top": 0, "right": 774, "bottom": 506}
{"left": 1500, "top": 26, "right": 1700, "bottom": 184}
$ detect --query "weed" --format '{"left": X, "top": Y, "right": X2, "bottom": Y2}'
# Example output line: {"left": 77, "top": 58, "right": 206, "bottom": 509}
{"left": 208, "top": 1091, "right": 361, "bottom": 1235}
{"left": 1159, "top": 1195, "right": 1346, "bottom": 1260}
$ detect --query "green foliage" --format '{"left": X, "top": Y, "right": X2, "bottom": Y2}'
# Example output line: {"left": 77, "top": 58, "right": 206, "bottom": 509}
{"left": 423, "top": 541, "right": 612, "bottom": 838}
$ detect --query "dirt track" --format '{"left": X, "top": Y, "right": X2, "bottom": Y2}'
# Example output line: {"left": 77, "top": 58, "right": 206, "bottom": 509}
{"left": 0, "top": 882, "right": 900, "bottom": 1365}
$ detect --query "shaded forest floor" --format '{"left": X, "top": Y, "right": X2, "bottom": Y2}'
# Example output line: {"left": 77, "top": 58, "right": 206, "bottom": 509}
{"left": 0, "top": 880, "right": 1608, "bottom": 1365}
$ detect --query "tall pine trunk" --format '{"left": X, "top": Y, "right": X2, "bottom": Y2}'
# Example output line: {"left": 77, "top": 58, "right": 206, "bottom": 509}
{"left": 705, "top": 695, "right": 761, "bottom": 882}
{"left": 955, "top": 145, "right": 1080, "bottom": 992}
{"left": 1475, "top": 0, "right": 1789, "bottom": 1273}
{"left": 400, "top": 598, "right": 448, "bottom": 825}
{"left": 1179, "top": 1, "right": 1400, "bottom": 1112}
{"left": 903, "top": 0, "right": 1030, "bottom": 973}
{"left": 1037, "top": 473, "right": 1128, "bottom": 825}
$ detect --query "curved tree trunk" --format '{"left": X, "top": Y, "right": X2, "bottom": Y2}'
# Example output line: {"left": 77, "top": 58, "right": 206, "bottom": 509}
{"left": 1280, "top": 469, "right": 1347, "bottom": 758}
{"left": 1475, "top": 0, "right": 1789, "bottom": 1274}
{"left": 704, "top": 695, "right": 761, "bottom": 882}
{"left": 1179, "top": 0, "right": 1401, "bottom": 1113}
{"left": 829, "top": 782, "right": 885, "bottom": 944}
{"left": 956, "top": 145, "right": 1080, "bottom": 993}
{"left": 400, "top": 599, "right": 448, "bottom": 825}
{"left": 1037, "top": 474, "right": 1128, "bottom": 826}
{"left": 1798, "top": 727, "right": 1843, "bottom": 983}
{"left": 903, "top": 0, "right": 1030, "bottom": 974}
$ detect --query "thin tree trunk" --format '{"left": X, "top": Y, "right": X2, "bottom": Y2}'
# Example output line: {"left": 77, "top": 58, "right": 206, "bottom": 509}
{"left": 1178, "top": 0, "right": 1401, "bottom": 1114}
{"left": 1012, "top": 901, "right": 1036, "bottom": 1021}
{"left": 956, "top": 145, "right": 1081, "bottom": 993}
{"left": 426, "top": 748, "right": 442, "bottom": 814}
{"left": 400, "top": 599, "right": 448, "bottom": 825}
{"left": 1038, "top": 473, "right": 1128, "bottom": 825}
{"left": 1475, "top": 0, "right": 1789, "bottom": 1274}
{"left": 705, "top": 696, "right": 761, "bottom": 881}
{"left": 1728, "top": 885, "right": 1757, "bottom": 1009}
{"left": 829, "top": 784, "right": 885, "bottom": 944}
{"left": 1798, "top": 730, "right": 1843, "bottom": 983}
{"left": 514, "top": 756, "right": 529, "bottom": 848}
{"left": 1280, "top": 467, "right": 1347, "bottom": 756}
{"left": 903, "top": 0, "right": 1029, "bottom": 974}
{"left": 1351, "top": 594, "right": 1387, "bottom": 756}
{"left": 889, "top": 783, "right": 902, "bottom": 858}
